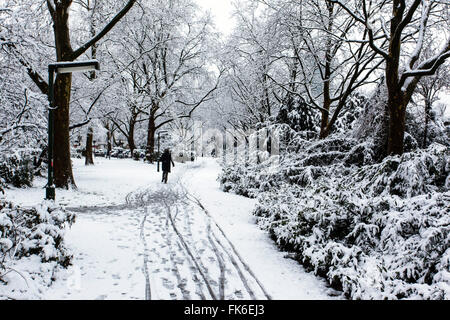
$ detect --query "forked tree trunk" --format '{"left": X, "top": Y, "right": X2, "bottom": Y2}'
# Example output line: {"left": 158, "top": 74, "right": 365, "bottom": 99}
{"left": 329, "top": 0, "right": 450, "bottom": 157}
{"left": 52, "top": 2, "right": 76, "bottom": 188}
{"left": 44, "top": 0, "right": 136, "bottom": 187}
{"left": 385, "top": 5, "right": 406, "bottom": 157}
{"left": 319, "top": 2, "right": 334, "bottom": 140}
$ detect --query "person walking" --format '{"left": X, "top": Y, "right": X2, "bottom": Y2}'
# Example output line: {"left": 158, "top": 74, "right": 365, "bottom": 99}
{"left": 160, "top": 148, "right": 175, "bottom": 183}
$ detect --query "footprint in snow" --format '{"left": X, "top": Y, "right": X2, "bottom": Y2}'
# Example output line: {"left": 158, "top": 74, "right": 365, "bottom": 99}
{"left": 234, "top": 290, "right": 244, "bottom": 299}
{"left": 162, "top": 278, "right": 175, "bottom": 290}
{"left": 175, "top": 257, "right": 185, "bottom": 264}
{"left": 170, "top": 293, "right": 177, "bottom": 299}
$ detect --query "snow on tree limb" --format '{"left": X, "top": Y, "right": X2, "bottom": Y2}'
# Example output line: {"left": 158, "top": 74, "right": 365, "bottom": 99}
{"left": 70, "top": 0, "right": 137, "bottom": 60}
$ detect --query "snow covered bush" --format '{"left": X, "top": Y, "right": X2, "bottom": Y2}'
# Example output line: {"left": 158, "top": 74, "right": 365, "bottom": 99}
{"left": 254, "top": 182, "right": 449, "bottom": 299}
{"left": 0, "top": 150, "right": 37, "bottom": 188}
{"left": 276, "top": 95, "right": 319, "bottom": 136}
{"left": 220, "top": 123, "right": 450, "bottom": 299}
{"left": 0, "top": 200, "right": 76, "bottom": 275}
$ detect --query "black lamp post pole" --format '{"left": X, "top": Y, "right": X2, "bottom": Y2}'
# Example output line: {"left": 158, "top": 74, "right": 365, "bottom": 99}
{"left": 46, "top": 67, "right": 55, "bottom": 200}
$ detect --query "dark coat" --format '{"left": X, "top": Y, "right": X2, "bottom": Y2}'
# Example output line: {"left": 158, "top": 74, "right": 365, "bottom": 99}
{"left": 160, "top": 151, "right": 174, "bottom": 172}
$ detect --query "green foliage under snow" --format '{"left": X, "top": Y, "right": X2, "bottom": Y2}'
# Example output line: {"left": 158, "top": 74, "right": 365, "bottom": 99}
{"left": 0, "top": 149, "right": 38, "bottom": 189}
{"left": 219, "top": 131, "right": 450, "bottom": 299}
{"left": 0, "top": 200, "right": 76, "bottom": 288}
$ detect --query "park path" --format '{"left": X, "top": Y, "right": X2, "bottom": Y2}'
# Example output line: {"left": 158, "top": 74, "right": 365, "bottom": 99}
{"left": 42, "top": 159, "right": 338, "bottom": 300}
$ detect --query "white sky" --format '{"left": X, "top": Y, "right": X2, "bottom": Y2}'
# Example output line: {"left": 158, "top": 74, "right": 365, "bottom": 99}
{"left": 195, "top": 0, "right": 236, "bottom": 36}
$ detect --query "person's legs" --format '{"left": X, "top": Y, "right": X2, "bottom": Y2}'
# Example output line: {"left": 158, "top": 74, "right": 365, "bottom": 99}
{"left": 162, "top": 171, "right": 168, "bottom": 183}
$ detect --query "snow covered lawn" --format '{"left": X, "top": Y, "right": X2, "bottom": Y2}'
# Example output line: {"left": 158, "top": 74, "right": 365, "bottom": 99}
{"left": 5, "top": 158, "right": 164, "bottom": 208}
{"left": 2, "top": 157, "right": 339, "bottom": 300}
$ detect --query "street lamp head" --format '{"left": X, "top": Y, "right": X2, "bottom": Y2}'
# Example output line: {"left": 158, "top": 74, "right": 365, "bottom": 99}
{"left": 49, "top": 59, "right": 100, "bottom": 74}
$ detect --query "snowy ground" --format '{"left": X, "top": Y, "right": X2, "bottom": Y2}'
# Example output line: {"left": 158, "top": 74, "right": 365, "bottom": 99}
{"left": 3, "top": 157, "right": 340, "bottom": 300}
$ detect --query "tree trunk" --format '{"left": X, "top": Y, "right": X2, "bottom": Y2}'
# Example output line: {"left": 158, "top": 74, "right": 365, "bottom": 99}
{"left": 319, "top": 102, "right": 330, "bottom": 138}
{"left": 105, "top": 122, "right": 112, "bottom": 158}
{"left": 53, "top": 73, "right": 76, "bottom": 188}
{"left": 385, "top": 2, "right": 406, "bottom": 156}
{"left": 45, "top": 0, "right": 136, "bottom": 187}
{"left": 146, "top": 113, "right": 156, "bottom": 163}
{"left": 127, "top": 128, "right": 136, "bottom": 157}
{"left": 319, "top": 83, "right": 331, "bottom": 138}
{"left": 127, "top": 110, "right": 138, "bottom": 156}
{"left": 387, "top": 94, "right": 407, "bottom": 155}
{"left": 85, "top": 127, "right": 94, "bottom": 165}
{"left": 52, "top": 2, "right": 76, "bottom": 188}
{"left": 319, "top": 2, "right": 334, "bottom": 140}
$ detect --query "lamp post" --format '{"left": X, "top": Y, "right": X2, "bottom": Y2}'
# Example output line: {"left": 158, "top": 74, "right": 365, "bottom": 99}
{"left": 157, "top": 130, "right": 168, "bottom": 172}
{"left": 46, "top": 60, "right": 100, "bottom": 200}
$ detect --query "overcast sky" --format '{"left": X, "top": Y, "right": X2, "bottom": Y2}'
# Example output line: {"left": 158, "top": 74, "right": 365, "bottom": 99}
{"left": 195, "top": 0, "right": 236, "bottom": 36}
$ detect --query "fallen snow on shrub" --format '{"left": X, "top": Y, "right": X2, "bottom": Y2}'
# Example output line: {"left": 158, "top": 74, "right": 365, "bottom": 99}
{"left": 0, "top": 199, "right": 75, "bottom": 299}
{"left": 219, "top": 132, "right": 450, "bottom": 299}
{"left": 0, "top": 149, "right": 38, "bottom": 189}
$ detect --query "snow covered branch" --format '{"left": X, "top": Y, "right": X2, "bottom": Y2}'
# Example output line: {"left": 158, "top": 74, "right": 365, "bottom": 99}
{"left": 400, "top": 39, "right": 450, "bottom": 92}
{"left": 71, "top": 0, "right": 137, "bottom": 60}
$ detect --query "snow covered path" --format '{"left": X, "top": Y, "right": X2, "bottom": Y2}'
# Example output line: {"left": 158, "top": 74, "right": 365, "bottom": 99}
{"left": 5, "top": 158, "right": 339, "bottom": 300}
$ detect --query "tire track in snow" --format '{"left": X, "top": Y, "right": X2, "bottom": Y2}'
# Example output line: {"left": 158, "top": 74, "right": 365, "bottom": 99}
{"left": 126, "top": 190, "right": 152, "bottom": 300}
{"left": 184, "top": 189, "right": 272, "bottom": 300}
{"left": 162, "top": 200, "right": 217, "bottom": 300}
{"left": 176, "top": 202, "right": 208, "bottom": 300}
{"left": 139, "top": 208, "right": 152, "bottom": 300}
{"left": 126, "top": 176, "right": 272, "bottom": 300}
{"left": 206, "top": 218, "right": 226, "bottom": 299}
{"left": 164, "top": 206, "right": 191, "bottom": 300}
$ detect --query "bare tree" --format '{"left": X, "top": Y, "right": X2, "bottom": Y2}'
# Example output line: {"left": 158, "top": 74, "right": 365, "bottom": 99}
{"left": 109, "top": 0, "right": 221, "bottom": 162}
{"left": 4, "top": 0, "right": 137, "bottom": 187}
{"left": 330, "top": 0, "right": 450, "bottom": 155}
{"left": 222, "top": 2, "right": 283, "bottom": 131}
{"left": 292, "top": 0, "right": 383, "bottom": 138}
